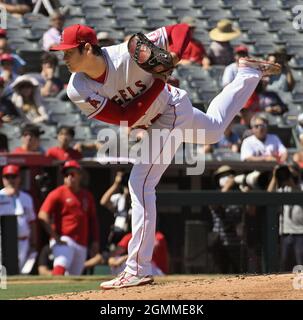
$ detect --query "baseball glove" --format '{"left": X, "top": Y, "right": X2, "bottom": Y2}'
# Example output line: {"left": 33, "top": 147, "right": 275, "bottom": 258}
{"left": 127, "top": 32, "right": 175, "bottom": 78}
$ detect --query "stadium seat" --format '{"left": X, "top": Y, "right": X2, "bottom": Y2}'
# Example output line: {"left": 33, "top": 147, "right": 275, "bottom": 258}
{"left": 268, "top": 125, "right": 295, "bottom": 148}
{"left": 51, "top": 113, "right": 83, "bottom": 126}
{"left": 0, "top": 124, "right": 20, "bottom": 139}
{"left": 74, "top": 125, "right": 95, "bottom": 140}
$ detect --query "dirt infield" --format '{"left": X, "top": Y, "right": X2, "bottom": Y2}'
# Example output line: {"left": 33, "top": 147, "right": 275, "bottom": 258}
{"left": 25, "top": 273, "right": 303, "bottom": 300}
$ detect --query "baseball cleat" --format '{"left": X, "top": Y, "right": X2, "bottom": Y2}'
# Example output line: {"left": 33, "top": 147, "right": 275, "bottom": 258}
{"left": 238, "top": 57, "right": 281, "bottom": 76}
{"left": 100, "top": 271, "right": 154, "bottom": 289}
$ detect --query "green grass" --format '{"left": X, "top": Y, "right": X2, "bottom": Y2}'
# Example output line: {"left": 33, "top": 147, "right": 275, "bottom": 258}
{"left": 0, "top": 276, "right": 110, "bottom": 300}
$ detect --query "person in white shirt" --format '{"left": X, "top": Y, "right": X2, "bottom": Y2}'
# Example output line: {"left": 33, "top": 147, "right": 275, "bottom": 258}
{"left": 43, "top": 12, "right": 65, "bottom": 51}
{"left": 0, "top": 164, "right": 37, "bottom": 272}
{"left": 222, "top": 45, "right": 249, "bottom": 87}
{"left": 240, "top": 114, "right": 288, "bottom": 162}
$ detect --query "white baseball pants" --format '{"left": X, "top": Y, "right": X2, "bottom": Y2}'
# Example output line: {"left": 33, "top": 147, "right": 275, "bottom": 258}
{"left": 125, "top": 67, "right": 262, "bottom": 276}
{"left": 50, "top": 236, "right": 87, "bottom": 275}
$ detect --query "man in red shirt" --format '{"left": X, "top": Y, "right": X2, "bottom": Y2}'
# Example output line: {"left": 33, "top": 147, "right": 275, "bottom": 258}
{"left": 38, "top": 160, "right": 99, "bottom": 275}
{"left": 46, "top": 126, "right": 82, "bottom": 161}
{"left": 179, "top": 16, "right": 207, "bottom": 66}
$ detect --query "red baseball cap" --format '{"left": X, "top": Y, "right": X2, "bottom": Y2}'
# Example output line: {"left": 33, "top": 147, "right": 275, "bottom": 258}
{"left": 62, "top": 160, "right": 81, "bottom": 172}
{"left": 2, "top": 164, "right": 20, "bottom": 176}
{"left": 50, "top": 24, "right": 98, "bottom": 51}
{"left": 234, "top": 45, "right": 248, "bottom": 54}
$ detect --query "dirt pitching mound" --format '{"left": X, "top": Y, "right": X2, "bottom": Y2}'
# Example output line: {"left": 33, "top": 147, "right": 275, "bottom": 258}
{"left": 26, "top": 273, "right": 303, "bottom": 300}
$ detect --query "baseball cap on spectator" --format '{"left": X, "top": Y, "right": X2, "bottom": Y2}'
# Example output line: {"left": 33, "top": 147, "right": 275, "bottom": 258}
{"left": 2, "top": 164, "right": 20, "bottom": 176}
{"left": 62, "top": 160, "right": 81, "bottom": 174}
{"left": 181, "top": 16, "right": 197, "bottom": 28}
{"left": 0, "top": 28, "right": 7, "bottom": 38}
{"left": 21, "top": 124, "right": 45, "bottom": 137}
{"left": 234, "top": 45, "right": 248, "bottom": 54}
{"left": 0, "top": 53, "right": 13, "bottom": 62}
{"left": 50, "top": 24, "right": 98, "bottom": 51}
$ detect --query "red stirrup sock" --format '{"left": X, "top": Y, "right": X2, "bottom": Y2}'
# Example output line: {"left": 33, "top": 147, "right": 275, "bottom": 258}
{"left": 52, "top": 265, "right": 65, "bottom": 275}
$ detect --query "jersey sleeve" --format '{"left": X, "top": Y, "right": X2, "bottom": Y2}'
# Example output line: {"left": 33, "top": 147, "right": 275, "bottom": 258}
{"left": 67, "top": 73, "right": 109, "bottom": 119}
{"left": 39, "top": 190, "right": 59, "bottom": 215}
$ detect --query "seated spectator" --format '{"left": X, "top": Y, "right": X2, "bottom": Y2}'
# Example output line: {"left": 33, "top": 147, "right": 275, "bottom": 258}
{"left": 204, "top": 121, "right": 241, "bottom": 153}
{"left": 0, "top": 28, "right": 26, "bottom": 74}
{"left": 38, "top": 160, "right": 99, "bottom": 276}
{"left": 12, "top": 123, "right": 45, "bottom": 154}
{"left": 31, "top": 52, "right": 63, "bottom": 97}
{"left": 43, "top": 12, "right": 65, "bottom": 51}
{"left": 0, "top": 131, "right": 8, "bottom": 152}
{"left": 11, "top": 75, "right": 49, "bottom": 123}
{"left": 46, "top": 125, "right": 82, "bottom": 161}
{"left": 267, "top": 46, "right": 295, "bottom": 93}
{"left": 0, "top": 164, "right": 37, "bottom": 273}
{"left": 0, "top": 53, "right": 18, "bottom": 91}
{"left": 178, "top": 16, "right": 207, "bottom": 66}
{"left": 222, "top": 45, "right": 249, "bottom": 87}
{"left": 97, "top": 31, "right": 115, "bottom": 47}
{"left": 0, "top": 76, "right": 20, "bottom": 122}
{"left": 240, "top": 114, "right": 288, "bottom": 162}
{"left": 208, "top": 19, "right": 241, "bottom": 66}
{"left": 257, "top": 79, "right": 288, "bottom": 115}
{"left": 0, "top": 0, "right": 32, "bottom": 16}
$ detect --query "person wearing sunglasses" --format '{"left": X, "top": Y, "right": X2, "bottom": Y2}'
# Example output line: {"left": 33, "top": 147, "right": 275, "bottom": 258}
{"left": 38, "top": 160, "right": 99, "bottom": 276}
{"left": 240, "top": 114, "right": 288, "bottom": 162}
{"left": 0, "top": 164, "right": 37, "bottom": 273}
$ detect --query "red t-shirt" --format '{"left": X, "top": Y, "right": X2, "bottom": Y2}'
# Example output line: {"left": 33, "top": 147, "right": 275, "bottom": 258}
{"left": 118, "top": 231, "right": 169, "bottom": 274}
{"left": 40, "top": 185, "right": 99, "bottom": 246}
{"left": 46, "top": 146, "right": 82, "bottom": 161}
{"left": 12, "top": 147, "right": 44, "bottom": 154}
{"left": 182, "top": 39, "right": 206, "bottom": 64}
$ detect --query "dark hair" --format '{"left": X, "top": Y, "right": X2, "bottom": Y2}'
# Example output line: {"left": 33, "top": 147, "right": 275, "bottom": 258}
{"left": 78, "top": 43, "right": 103, "bottom": 56}
{"left": 41, "top": 52, "right": 59, "bottom": 67}
{"left": 57, "top": 125, "right": 75, "bottom": 138}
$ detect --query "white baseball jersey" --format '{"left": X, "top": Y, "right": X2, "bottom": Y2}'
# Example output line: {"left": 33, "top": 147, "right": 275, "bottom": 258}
{"left": 67, "top": 27, "right": 185, "bottom": 129}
